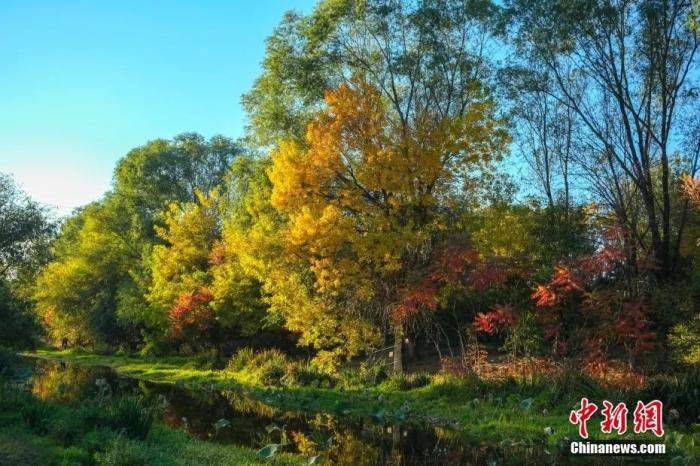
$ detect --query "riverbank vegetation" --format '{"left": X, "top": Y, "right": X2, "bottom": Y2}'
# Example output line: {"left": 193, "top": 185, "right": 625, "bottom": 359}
{"left": 24, "top": 348, "right": 700, "bottom": 455}
{"left": 0, "top": 353, "right": 300, "bottom": 466}
{"left": 2, "top": 0, "right": 700, "bottom": 463}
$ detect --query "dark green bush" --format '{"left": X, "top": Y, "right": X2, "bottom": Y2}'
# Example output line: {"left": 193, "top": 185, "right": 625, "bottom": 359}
{"left": 79, "top": 428, "right": 118, "bottom": 455}
{"left": 20, "top": 402, "right": 54, "bottom": 434}
{"left": 193, "top": 348, "right": 223, "bottom": 369}
{"left": 108, "top": 396, "right": 154, "bottom": 440}
{"left": 0, "top": 347, "right": 17, "bottom": 376}
{"left": 645, "top": 367, "right": 700, "bottom": 423}
{"left": 95, "top": 436, "right": 149, "bottom": 466}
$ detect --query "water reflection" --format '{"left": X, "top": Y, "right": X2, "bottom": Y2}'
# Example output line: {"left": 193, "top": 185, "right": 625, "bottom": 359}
{"left": 23, "top": 358, "right": 667, "bottom": 465}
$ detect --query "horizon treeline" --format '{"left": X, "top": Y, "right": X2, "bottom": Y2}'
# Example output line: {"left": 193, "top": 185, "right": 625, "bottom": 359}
{"left": 2, "top": 0, "right": 700, "bottom": 375}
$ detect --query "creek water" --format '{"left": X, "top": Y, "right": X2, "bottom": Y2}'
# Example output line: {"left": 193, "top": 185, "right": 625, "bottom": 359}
{"left": 17, "top": 357, "right": 668, "bottom": 465}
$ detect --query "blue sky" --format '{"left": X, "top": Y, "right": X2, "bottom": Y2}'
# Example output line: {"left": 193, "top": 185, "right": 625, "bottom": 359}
{"left": 0, "top": 1, "right": 316, "bottom": 213}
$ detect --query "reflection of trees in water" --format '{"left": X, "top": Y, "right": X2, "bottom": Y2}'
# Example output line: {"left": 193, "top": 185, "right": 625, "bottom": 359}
{"left": 25, "top": 362, "right": 576, "bottom": 465}
{"left": 30, "top": 362, "right": 97, "bottom": 402}
{"left": 223, "top": 390, "right": 277, "bottom": 418}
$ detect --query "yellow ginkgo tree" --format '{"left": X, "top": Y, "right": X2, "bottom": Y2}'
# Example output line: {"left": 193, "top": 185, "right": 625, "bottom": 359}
{"left": 266, "top": 77, "right": 508, "bottom": 372}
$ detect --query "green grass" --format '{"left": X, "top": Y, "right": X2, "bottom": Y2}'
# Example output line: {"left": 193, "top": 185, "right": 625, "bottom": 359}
{"left": 22, "top": 348, "right": 700, "bottom": 460}
{"left": 0, "top": 377, "right": 302, "bottom": 466}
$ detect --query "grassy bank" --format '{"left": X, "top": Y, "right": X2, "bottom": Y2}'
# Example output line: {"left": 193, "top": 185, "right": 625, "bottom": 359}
{"left": 0, "top": 379, "right": 301, "bottom": 466}
{"left": 22, "top": 348, "right": 700, "bottom": 459}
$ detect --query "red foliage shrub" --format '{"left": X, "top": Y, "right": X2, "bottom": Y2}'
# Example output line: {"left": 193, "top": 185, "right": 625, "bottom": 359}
{"left": 473, "top": 304, "right": 517, "bottom": 335}
{"left": 169, "top": 287, "right": 214, "bottom": 337}
{"left": 531, "top": 228, "right": 656, "bottom": 367}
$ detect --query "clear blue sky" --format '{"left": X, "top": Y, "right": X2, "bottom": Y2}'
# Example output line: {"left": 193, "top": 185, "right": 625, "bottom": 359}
{"left": 0, "top": 1, "right": 316, "bottom": 213}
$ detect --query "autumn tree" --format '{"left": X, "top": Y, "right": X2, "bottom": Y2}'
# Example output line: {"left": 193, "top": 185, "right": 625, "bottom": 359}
{"left": 266, "top": 78, "right": 507, "bottom": 372}
{"left": 34, "top": 196, "right": 135, "bottom": 346}
{"left": 243, "top": 0, "right": 500, "bottom": 146}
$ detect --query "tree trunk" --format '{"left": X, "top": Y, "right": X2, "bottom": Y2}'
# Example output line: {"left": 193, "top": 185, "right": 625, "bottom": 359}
{"left": 393, "top": 326, "right": 403, "bottom": 374}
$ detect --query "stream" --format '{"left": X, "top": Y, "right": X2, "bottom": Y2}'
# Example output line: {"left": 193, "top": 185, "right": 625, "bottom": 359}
{"left": 16, "top": 357, "right": 669, "bottom": 465}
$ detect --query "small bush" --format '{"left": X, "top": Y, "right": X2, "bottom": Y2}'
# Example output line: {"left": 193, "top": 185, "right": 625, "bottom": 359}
{"left": 21, "top": 402, "right": 54, "bottom": 434}
{"left": 338, "top": 361, "right": 388, "bottom": 389}
{"left": 645, "top": 367, "right": 700, "bottom": 422}
{"left": 541, "top": 367, "right": 604, "bottom": 404}
{"left": 225, "top": 348, "right": 290, "bottom": 386}
{"left": 53, "top": 445, "right": 91, "bottom": 465}
{"left": 225, "top": 347, "right": 255, "bottom": 373}
{"left": 378, "top": 372, "right": 433, "bottom": 391}
{"left": 138, "top": 335, "right": 172, "bottom": 359}
{"left": 283, "top": 361, "right": 336, "bottom": 388}
{"left": 108, "top": 396, "right": 154, "bottom": 440}
{"left": 95, "top": 436, "right": 149, "bottom": 466}
{"left": 193, "top": 348, "right": 223, "bottom": 369}
{"left": 80, "top": 428, "right": 118, "bottom": 455}
{"left": 52, "top": 413, "right": 85, "bottom": 446}
{"left": 77, "top": 401, "right": 112, "bottom": 430}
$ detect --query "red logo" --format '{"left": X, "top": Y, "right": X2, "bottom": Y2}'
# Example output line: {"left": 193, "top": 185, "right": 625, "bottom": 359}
{"left": 569, "top": 398, "right": 664, "bottom": 438}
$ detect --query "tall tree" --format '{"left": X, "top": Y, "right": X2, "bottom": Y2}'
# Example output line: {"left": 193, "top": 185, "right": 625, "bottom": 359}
{"left": 506, "top": 0, "right": 700, "bottom": 279}
{"left": 35, "top": 133, "right": 240, "bottom": 348}
{"left": 267, "top": 79, "right": 507, "bottom": 372}
{"left": 243, "top": 0, "right": 500, "bottom": 147}
{"left": 0, "top": 174, "right": 54, "bottom": 348}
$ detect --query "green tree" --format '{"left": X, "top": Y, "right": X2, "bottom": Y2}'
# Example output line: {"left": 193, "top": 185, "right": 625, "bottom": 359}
{"left": 0, "top": 174, "right": 54, "bottom": 348}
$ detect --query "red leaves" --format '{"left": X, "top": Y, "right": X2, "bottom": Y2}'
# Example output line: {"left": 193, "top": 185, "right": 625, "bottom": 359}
{"left": 469, "top": 259, "right": 510, "bottom": 291}
{"left": 473, "top": 304, "right": 517, "bottom": 335}
{"left": 615, "top": 302, "right": 656, "bottom": 356}
{"left": 393, "top": 245, "right": 476, "bottom": 323}
{"left": 169, "top": 287, "right": 214, "bottom": 336}
{"left": 530, "top": 229, "right": 656, "bottom": 366}
{"left": 392, "top": 284, "right": 439, "bottom": 322}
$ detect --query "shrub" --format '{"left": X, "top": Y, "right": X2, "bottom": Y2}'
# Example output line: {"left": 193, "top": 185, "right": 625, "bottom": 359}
{"left": 378, "top": 372, "right": 433, "bottom": 391}
{"left": 95, "top": 436, "right": 149, "bottom": 466}
{"left": 80, "top": 428, "right": 118, "bottom": 456}
{"left": 669, "top": 315, "right": 700, "bottom": 366}
{"left": 138, "top": 334, "right": 173, "bottom": 359}
{"left": 193, "top": 348, "right": 223, "bottom": 369}
{"left": 645, "top": 368, "right": 700, "bottom": 423}
{"left": 21, "top": 402, "right": 55, "bottom": 434}
{"left": 541, "top": 367, "right": 604, "bottom": 404}
{"left": 108, "top": 396, "right": 154, "bottom": 440}
{"left": 225, "top": 347, "right": 255, "bottom": 373}
{"left": 225, "top": 348, "right": 290, "bottom": 386}
{"left": 338, "top": 360, "right": 388, "bottom": 389}
{"left": 283, "top": 361, "right": 336, "bottom": 388}
{"left": 77, "top": 401, "right": 112, "bottom": 430}
{"left": 53, "top": 445, "right": 91, "bottom": 465}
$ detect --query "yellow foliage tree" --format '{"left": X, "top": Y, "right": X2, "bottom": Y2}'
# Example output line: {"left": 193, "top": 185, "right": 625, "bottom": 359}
{"left": 265, "top": 78, "right": 508, "bottom": 372}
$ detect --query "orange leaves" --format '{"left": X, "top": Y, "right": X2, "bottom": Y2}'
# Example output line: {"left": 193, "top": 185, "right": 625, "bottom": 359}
{"left": 473, "top": 304, "right": 518, "bottom": 335}
{"left": 168, "top": 287, "right": 214, "bottom": 337}
{"left": 681, "top": 173, "right": 700, "bottom": 206}
{"left": 392, "top": 284, "right": 439, "bottom": 323}
{"left": 615, "top": 302, "right": 656, "bottom": 356}
{"left": 531, "top": 265, "right": 582, "bottom": 307}
{"left": 531, "top": 285, "right": 557, "bottom": 307}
